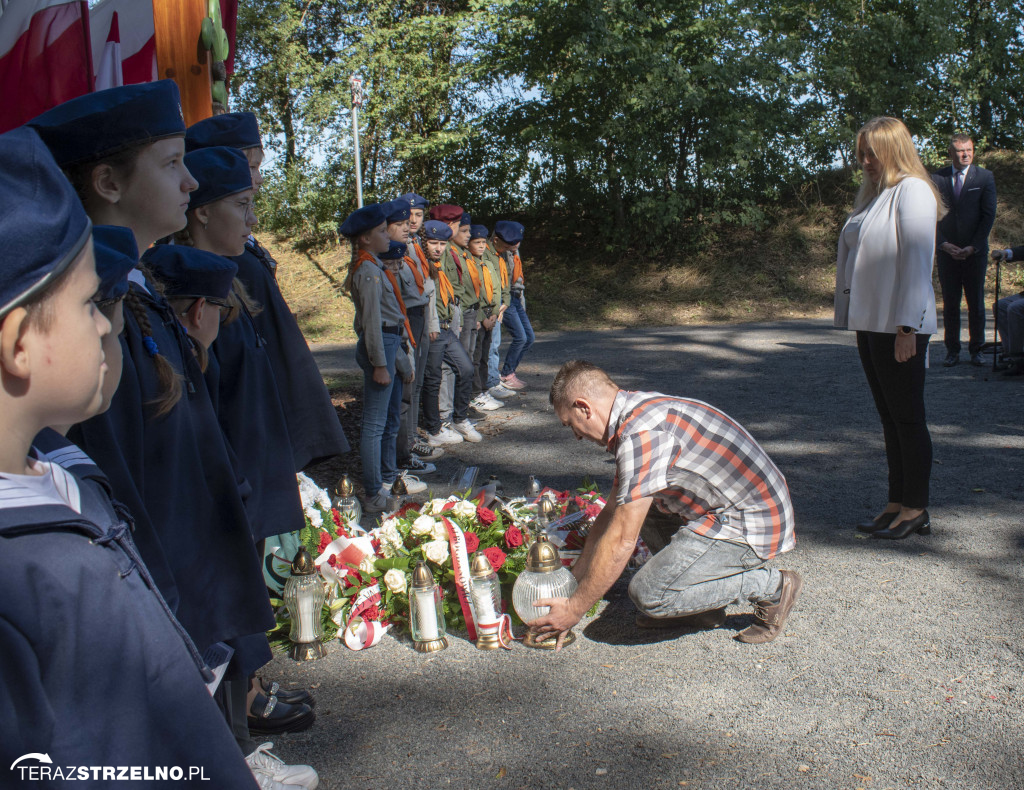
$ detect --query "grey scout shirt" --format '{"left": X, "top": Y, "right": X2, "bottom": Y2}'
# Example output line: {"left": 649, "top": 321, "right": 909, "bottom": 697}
{"left": 352, "top": 252, "right": 410, "bottom": 372}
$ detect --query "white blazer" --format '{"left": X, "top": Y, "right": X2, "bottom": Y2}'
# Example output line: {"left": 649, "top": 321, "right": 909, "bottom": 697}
{"left": 834, "top": 176, "right": 938, "bottom": 334}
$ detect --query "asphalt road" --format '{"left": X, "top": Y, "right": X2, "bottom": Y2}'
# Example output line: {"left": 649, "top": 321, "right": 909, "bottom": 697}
{"left": 268, "top": 320, "right": 1024, "bottom": 790}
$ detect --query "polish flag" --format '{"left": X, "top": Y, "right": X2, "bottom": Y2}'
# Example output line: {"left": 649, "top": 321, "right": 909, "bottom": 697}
{"left": 88, "top": 0, "right": 155, "bottom": 87}
{"left": 92, "top": 9, "right": 120, "bottom": 91}
{"left": 0, "top": 0, "right": 93, "bottom": 133}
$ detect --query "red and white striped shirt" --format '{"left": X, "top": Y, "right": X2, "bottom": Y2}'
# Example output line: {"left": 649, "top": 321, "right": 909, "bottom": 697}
{"left": 607, "top": 390, "right": 795, "bottom": 559}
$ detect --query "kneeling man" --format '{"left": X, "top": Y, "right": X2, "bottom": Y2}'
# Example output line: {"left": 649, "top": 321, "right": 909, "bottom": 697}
{"left": 531, "top": 361, "right": 801, "bottom": 649}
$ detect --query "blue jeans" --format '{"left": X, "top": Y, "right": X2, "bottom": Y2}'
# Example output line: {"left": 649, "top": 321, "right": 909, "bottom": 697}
{"left": 356, "top": 333, "right": 403, "bottom": 495}
{"left": 487, "top": 322, "right": 501, "bottom": 389}
{"left": 628, "top": 529, "right": 780, "bottom": 617}
{"left": 501, "top": 292, "right": 534, "bottom": 376}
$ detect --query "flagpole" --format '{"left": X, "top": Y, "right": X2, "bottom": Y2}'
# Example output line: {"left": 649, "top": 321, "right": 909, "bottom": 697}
{"left": 350, "top": 73, "right": 364, "bottom": 208}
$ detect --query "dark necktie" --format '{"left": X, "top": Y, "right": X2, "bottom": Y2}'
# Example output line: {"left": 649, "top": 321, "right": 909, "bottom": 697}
{"left": 954, "top": 169, "right": 963, "bottom": 199}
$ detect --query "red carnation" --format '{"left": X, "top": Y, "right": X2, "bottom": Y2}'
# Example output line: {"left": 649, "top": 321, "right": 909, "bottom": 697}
{"left": 482, "top": 546, "right": 507, "bottom": 571}
{"left": 585, "top": 503, "right": 602, "bottom": 520}
{"left": 476, "top": 506, "right": 497, "bottom": 526}
{"left": 396, "top": 502, "right": 419, "bottom": 518}
{"left": 503, "top": 525, "right": 524, "bottom": 549}
{"left": 464, "top": 531, "right": 480, "bottom": 553}
{"left": 318, "top": 531, "right": 333, "bottom": 554}
{"left": 331, "top": 509, "right": 343, "bottom": 530}
{"left": 362, "top": 604, "right": 382, "bottom": 622}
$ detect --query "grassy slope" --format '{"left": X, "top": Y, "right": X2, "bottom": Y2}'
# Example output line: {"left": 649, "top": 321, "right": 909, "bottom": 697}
{"left": 268, "top": 151, "right": 1024, "bottom": 343}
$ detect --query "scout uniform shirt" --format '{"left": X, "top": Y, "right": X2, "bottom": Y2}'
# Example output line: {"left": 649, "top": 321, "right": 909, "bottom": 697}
{"left": 479, "top": 245, "right": 504, "bottom": 318}
{"left": 400, "top": 236, "right": 440, "bottom": 335}
{"left": 442, "top": 242, "right": 482, "bottom": 320}
{"left": 351, "top": 250, "right": 413, "bottom": 377}
{"left": 430, "top": 245, "right": 457, "bottom": 327}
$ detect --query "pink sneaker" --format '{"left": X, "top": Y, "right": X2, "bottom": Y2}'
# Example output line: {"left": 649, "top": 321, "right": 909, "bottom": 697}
{"left": 501, "top": 373, "right": 527, "bottom": 390}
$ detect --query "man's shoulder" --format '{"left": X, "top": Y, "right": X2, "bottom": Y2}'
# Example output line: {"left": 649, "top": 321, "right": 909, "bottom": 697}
{"left": 933, "top": 165, "right": 953, "bottom": 177}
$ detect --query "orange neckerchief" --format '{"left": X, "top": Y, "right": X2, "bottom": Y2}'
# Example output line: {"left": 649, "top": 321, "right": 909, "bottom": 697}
{"left": 351, "top": 248, "right": 376, "bottom": 274}
{"left": 412, "top": 242, "right": 432, "bottom": 282}
{"left": 481, "top": 259, "right": 494, "bottom": 303}
{"left": 487, "top": 243, "right": 509, "bottom": 289}
{"left": 462, "top": 250, "right": 482, "bottom": 298}
{"left": 382, "top": 268, "right": 416, "bottom": 348}
{"left": 433, "top": 259, "right": 455, "bottom": 306}
{"left": 512, "top": 252, "right": 524, "bottom": 285}
{"left": 403, "top": 255, "right": 425, "bottom": 294}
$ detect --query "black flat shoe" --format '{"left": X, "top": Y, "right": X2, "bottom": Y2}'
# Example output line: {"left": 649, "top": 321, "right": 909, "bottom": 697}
{"left": 872, "top": 510, "right": 931, "bottom": 540}
{"left": 943, "top": 353, "right": 959, "bottom": 367}
{"left": 856, "top": 511, "right": 898, "bottom": 533}
{"left": 970, "top": 352, "right": 985, "bottom": 367}
{"left": 261, "top": 678, "right": 316, "bottom": 709}
{"left": 247, "top": 693, "right": 315, "bottom": 736}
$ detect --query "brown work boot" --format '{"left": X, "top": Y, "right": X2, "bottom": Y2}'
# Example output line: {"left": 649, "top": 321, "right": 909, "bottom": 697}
{"left": 635, "top": 607, "right": 727, "bottom": 630}
{"left": 735, "top": 570, "right": 803, "bottom": 644}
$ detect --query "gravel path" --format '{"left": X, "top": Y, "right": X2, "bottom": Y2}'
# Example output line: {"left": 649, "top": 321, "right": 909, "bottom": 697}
{"left": 271, "top": 321, "right": 1024, "bottom": 790}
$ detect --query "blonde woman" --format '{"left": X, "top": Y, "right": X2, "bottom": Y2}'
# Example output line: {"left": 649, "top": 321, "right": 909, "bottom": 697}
{"left": 835, "top": 116, "right": 946, "bottom": 540}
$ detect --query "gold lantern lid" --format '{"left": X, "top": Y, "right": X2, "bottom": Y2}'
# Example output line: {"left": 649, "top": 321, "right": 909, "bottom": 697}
{"left": 291, "top": 546, "right": 317, "bottom": 576}
{"left": 539, "top": 497, "right": 556, "bottom": 519}
{"left": 336, "top": 474, "right": 354, "bottom": 497}
{"left": 470, "top": 552, "right": 495, "bottom": 578}
{"left": 411, "top": 561, "right": 433, "bottom": 588}
{"left": 392, "top": 475, "right": 409, "bottom": 496}
{"left": 525, "top": 533, "right": 562, "bottom": 573}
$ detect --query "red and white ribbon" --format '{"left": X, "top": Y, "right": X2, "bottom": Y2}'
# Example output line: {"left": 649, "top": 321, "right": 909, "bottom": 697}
{"left": 441, "top": 515, "right": 477, "bottom": 640}
{"left": 477, "top": 613, "right": 515, "bottom": 649}
{"left": 341, "top": 583, "right": 389, "bottom": 650}
{"left": 315, "top": 534, "right": 374, "bottom": 587}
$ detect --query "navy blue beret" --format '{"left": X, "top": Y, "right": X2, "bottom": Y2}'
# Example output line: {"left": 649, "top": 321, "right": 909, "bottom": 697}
{"left": 398, "top": 192, "right": 429, "bottom": 211}
{"left": 469, "top": 224, "right": 489, "bottom": 240}
{"left": 460, "top": 212, "right": 471, "bottom": 226}
{"left": 421, "top": 220, "right": 452, "bottom": 241}
{"left": 384, "top": 199, "right": 411, "bottom": 223}
{"left": 28, "top": 80, "right": 185, "bottom": 168}
{"left": 339, "top": 204, "right": 386, "bottom": 237}
{"left": 0, "top": 127, "right": 92, "bottom": 319}
{"left": 184, "top": 146, "right": 252, "bottom": 209}
{"left": 381, "top": 240, "right": 407, "bottom": 261}
{"left": 92, "top": 226, "right": 139, "bottom": 302}
{"left": 186, "top": 112, "right": 261, "bottom": 152}
{"left": 494, "top": 221, "right": 525, "bottom": 245}
{"left": 142, "top": 245, "right": 238, "bottom": 301}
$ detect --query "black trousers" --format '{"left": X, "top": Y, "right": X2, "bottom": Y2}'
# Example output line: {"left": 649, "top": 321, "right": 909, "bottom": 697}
{"left": 421, "top": 327, "right": 474, "bottom": 433}
{"left": 472, "top": 322, "right": 493, "bottom": 395}
{"left": 856, "top": 331, "right": 932, "bottom": 509}
{"left": 937, "top": 252, "right": 987, "bottom": 354}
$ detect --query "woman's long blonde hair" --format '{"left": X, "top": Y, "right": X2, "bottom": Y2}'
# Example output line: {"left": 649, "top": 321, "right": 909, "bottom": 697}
{"left": 853, "top": 116, "right": 947, "bottom": 219}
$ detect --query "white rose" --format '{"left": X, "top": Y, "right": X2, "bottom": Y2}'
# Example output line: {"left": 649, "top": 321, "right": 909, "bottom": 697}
{"left": 411, "top": 515, "right": 435, "bottom": 536}
{"left": 383, "top": 568, "right": 407, "bottom": 594}
{"left": 382, "top": 517, "right": 400, "bottom": 531}
{"left": 453, "top": 500, "right": 476, "bottom": 518}
{"left": 377, "top": 522, "right": 403, "bottom": 550}
{"left": 423, "top": 539, "right": 450, "bottom": 565}
{"left": 305, "top": 507, "right": 323, "bottom": 528}
{"left": 426, "top": 498, "right": 448, "bottom": 515}
{"left": 358, "top": 555, "right": 377, "bottom": 575}
{"left": 430, "top": 519, "right": 449, "bottom": 541}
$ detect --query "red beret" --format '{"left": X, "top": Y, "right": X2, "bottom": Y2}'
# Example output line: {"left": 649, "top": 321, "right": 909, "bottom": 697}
{"left": 429, "top": 203, "right": 463, "bottom": 222}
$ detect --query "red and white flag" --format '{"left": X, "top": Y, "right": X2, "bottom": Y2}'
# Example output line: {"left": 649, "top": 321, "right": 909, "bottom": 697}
{"left": 91, "top": 8, "right": 120, "bottom": 91}
{"left": 87, "top": 0, "right": 155, "bottom": 88}
{"left": 0, "top": 0, "right": 93, "bottom": 133}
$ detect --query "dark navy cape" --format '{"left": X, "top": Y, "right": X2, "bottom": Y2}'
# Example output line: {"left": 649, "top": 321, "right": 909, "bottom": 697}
{"left": 0, "top": 435, "right": 258, "bottom": 789}
{"left": 231, "top": 238, "right": 350, "bottom": 469}
{"left": 68, "top": 277, "right": 272, "bottom": 676}
{"left": 207, "top": 297, "right": 305, "bottom": 542}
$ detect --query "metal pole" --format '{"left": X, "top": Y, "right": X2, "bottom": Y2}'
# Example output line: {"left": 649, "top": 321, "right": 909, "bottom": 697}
{"left": 350, "top": 74, "right": 364, "bottom": 208}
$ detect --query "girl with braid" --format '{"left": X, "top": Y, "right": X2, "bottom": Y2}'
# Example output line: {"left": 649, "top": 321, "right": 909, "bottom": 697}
{"left": 28, "top": 82, "right": 318, "bottom": 789}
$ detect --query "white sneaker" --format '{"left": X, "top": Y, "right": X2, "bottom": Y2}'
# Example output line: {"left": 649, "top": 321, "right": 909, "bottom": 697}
{"left": 488, "top": 383, "right": 517, "bottom": 399}
{"left": 482, "top": 392, "right": 506, "bottom": 409}
{"left": 386, "top": 472, "right": 427, "bottom": 494}
{"left": 246, "top": 743, "right": 319, "bottom": 790}
{"left": 470, "top": 394, "right": 502, "bottom": 411}
{"left": 452, "top": 419, "right": 483, "bottom": 442}
{"left": 428, "top": 425, "right": 464, "bottom": 445}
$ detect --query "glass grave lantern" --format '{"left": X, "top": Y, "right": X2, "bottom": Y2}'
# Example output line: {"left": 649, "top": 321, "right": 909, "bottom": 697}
{"left": 409, "top": 561, "right": 448, "bottom": 653}
{"left": 512, "top": 533, "right": 578, "bottom": 649}
{"left": 470, "top": 552, "right": 502, "bottom": 650}
{"left": 332, "top": 473, "right": 362, "bottom": 527}
{"left": 283, "top": 547, "right": 327, "bottom": 661}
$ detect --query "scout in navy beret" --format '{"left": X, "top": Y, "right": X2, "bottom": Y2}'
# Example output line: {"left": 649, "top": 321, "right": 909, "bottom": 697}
{"left": 421, "top": 220, "right": 452, "bottom": 241}
{"left": 185, "top": 112, "right": 262, "bottom": 153}
{"left": 428, "top": 204, "right": 463, "bottom": 223}
{"left": 460, "top": 212, "right": 472, "bottom": 226}
{"left": 143, "top": 245, "right": 238, "bottom": 302}
{"left": 470, "top": 224, "right": 489, "bottom": 241}
{"left": 92, "top": 226, "right": 139, "bottom": 304}
{"left": 0, "top": 127, "right": 92, "bottom": 320}
{"left": 339, "top": 204, "right": 387, "bottom": 238}
{"left": 494, "top": 220, "right": 525, "bottom": 245}
{"left": 380, "top": 240, "right": 407, "bottom": 261}
{"left": 184, "top": 147, "right": 253, "bottom": 209}
{"left": 28, "top": 80, "right": 185, "bottom": 168}
{"left": 399, "top": 192, "right": 429, "bottom": 211}
{"left": 384, "top": 199, "right": 411, "bottom": 224}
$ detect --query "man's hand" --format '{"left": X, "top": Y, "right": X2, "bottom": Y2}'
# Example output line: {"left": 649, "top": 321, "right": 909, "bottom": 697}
{"left": 953, "top": 245, "right": 976, "bottom": 260}
{"left": 372, "top": 365, "right": 391, "bottom": 386}
{"left": 941, "top": 242, "right": 962, "bottom": 257}
{"left": 429, "top": 331, "right": 439, "bottom": 341}
{"left": 992, "top": 249, "right": 1009, "bottom": 262}
{"left": 527, "top": 597, "right": 582, "bottom": 652}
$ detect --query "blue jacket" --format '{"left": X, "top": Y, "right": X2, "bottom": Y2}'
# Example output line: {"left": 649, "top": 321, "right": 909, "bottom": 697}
{"left": 0, "top": 434, "right": 258, "bottom": 789}
{"left": 933, "top": 164, "right": 997, "bottom": 259}
{"left": 231, "top": 239, "right": 350, "bottom": 469}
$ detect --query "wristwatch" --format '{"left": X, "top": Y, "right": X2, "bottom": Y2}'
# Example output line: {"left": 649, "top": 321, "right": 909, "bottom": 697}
{"left": 897, "top": 325, "right": 916, "bottom": 335}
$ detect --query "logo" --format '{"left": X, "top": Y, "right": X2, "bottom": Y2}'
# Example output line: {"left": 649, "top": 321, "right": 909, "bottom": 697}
{"left": 10, "top": 754, "right": 51, "bottom": 770}
{"left": 10, "top": 753, "right": 209, "bottom": 782}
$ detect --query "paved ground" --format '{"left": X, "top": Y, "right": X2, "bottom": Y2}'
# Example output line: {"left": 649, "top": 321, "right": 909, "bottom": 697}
{"left": 268, "top": 321, "right": 1024, "bottom": 790}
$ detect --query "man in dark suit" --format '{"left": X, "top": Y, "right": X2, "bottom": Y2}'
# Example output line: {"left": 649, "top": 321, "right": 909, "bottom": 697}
{"left": 932, "top": 134, "right": 997, "bottom": 367}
